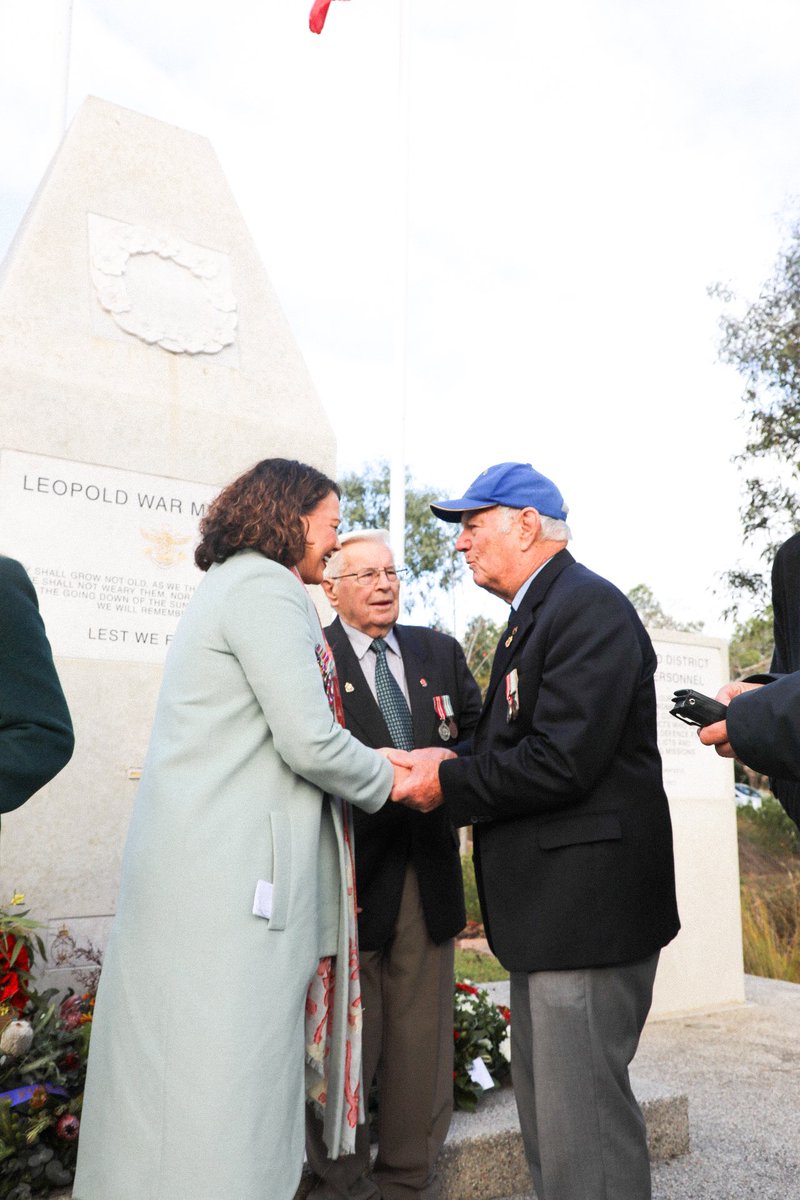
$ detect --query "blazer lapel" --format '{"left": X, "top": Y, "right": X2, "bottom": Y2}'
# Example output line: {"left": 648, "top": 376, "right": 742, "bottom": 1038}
{"left": 394, "top": 626, "right": 434, "bottom": 747}
{"left": 325, "top": 617, "right": 391, "bottom": 747}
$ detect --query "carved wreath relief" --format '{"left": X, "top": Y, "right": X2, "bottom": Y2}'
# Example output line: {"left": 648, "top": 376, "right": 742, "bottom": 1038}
{"left": 88, "top": 214, "right": 238, "bottom": 355}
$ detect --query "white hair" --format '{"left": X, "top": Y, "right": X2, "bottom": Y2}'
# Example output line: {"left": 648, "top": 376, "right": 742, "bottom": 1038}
{"left": 495, "top": 505, "right": 571, "bottom": 542}
{"left": 324, "top": 528, "right": 392, "bottom": 580}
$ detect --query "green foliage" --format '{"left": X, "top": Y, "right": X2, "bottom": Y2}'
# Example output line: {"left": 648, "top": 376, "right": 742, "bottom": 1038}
{"left": 625, "top": 584, "right": 703, "bottom": 633}
{"left": 739, "top": 796, "right": 800, "bottom": 983}
{"left": 711, "top": 227, "right": 800, "bottom": 614}
{"left": 0, "top": 900, "right": 94, "bottom": 1197}
{"left": 460, "top": 854, "right": 482, "bottom": 925}
{"left": 454, "top": 948, "right": 509, "bottom": 984}
{"left": 737, "top": 795, "right": 800, "bottom": 860}
{"left": 452, "top": 982, "right": 510, "bottom": 1112}
{"left": 727, "top": 605, "right": 774, "bottom": 679}
{"left": 740, "top": 878, "right": 800, "bottom": 983}
{"left": 461, "top": 615, "right": 504, "bottom": 695}
{"left": 337, "top": 462, "right": 462, "bottom": 603}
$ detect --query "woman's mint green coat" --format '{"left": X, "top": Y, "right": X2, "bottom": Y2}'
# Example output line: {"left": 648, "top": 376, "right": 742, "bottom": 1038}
{"left": 73, "top": 552, "right": 392, "bottom": 1200}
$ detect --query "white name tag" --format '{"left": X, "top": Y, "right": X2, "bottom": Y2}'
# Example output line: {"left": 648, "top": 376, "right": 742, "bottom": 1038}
{"left": 252, "top": 879, "right": 274, "bottom": 919}
{"left": 468, "top": 1056, "right": 495, "bottom": 1091}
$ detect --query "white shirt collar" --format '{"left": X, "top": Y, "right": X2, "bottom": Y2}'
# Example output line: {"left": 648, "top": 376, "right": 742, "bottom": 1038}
{"left": 339, "top": 617, "right": 401, "bottom": 660}
{"left": 510, "top": 554, "right": 558, "bottom": 612}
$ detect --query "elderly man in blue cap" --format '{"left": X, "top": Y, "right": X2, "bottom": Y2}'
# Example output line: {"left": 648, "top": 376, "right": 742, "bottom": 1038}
{"left": 391, "top": 463, "right": 680, "bottom": 1200}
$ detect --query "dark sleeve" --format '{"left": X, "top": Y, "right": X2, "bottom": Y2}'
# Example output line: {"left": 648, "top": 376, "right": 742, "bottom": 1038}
{"left": 727, "top": 673, "right": 800, "bottom": 784}
{"left": 440, "top": 583, "right": 646, "bottom": 824}
{"left": 0, "top": 558, "right": 75, "bottom": 813}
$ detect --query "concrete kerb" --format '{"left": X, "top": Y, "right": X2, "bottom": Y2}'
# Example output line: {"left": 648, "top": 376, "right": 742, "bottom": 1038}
{"left": 292, "top": 1076, "right": 688, "bottom": 1200}
{"left": 292, "top": 977, "right": 689, "bottom": 1200}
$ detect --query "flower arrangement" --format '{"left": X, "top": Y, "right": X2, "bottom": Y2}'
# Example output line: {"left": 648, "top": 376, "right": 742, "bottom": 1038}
{"left": 0, "top": 897, "right": 94, "bottom": 1199}
{"left": 453, "top": 980, "right": 511, "bottom": 1112}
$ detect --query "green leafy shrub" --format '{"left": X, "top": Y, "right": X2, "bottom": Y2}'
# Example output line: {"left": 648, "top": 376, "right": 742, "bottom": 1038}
{"left": 460, "top": 854, "right": 482, "bottom": 925}
{"left": 738, "top": 795, "right": 800, "bottom": 859}
{"left": 0, "top": 899, "right": 94, "bottom": 1198}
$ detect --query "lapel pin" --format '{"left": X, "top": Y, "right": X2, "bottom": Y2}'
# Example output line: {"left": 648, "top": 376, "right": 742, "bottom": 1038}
{"left": 419, "top": 678, "right": 428, "bottom": 687}
{"left": 504, "top": 625, "right": 518, "bottom": 649}
{"left": 344, "top": 682, "right": 355, "bottom": 693}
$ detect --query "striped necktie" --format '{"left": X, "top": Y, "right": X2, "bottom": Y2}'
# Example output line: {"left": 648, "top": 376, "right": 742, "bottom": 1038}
{"left": 370, "top": 638, "right": 414, "bottom": 751}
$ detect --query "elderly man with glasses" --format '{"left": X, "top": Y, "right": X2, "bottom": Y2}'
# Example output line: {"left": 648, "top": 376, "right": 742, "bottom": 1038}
{"left": 305, "top": 529, "right": 481, "bottom": 1200}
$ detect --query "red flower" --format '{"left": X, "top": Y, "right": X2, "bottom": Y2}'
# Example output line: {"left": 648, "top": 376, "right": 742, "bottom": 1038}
{"left": 499, "top": 1006, "right": 511, "bottom": 1022}
{"left": 455, "top": 982, "right": 479, "bottom": 995}
{"left": 56, "top": 1114, "right": 80, "bottom": 1141}
{"left": 60, "top": 995, "right": 84, "bottom": 1030}
{"left": 0, "top": 934, "right": 31, "bottom": 1011}
{"left": 61, "top": 1051, "right": 81, "bottom": 1072}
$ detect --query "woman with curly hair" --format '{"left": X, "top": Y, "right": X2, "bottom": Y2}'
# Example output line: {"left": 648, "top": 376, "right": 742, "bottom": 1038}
{"left": 74, "top": 459, "right": 403, "bottom": 1200}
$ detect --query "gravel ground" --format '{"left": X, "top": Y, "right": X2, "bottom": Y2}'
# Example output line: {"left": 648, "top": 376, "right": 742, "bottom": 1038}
{"left": 495, "top": 974, "right": 800, "bottom": 1200}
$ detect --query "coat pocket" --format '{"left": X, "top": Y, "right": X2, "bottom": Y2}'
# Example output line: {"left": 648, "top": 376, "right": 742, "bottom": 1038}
{"left": 537, "top": 812, "right": 622, "bottom": 850}
{"left": 266, "top": 811, "right": 292, "bottom": 929}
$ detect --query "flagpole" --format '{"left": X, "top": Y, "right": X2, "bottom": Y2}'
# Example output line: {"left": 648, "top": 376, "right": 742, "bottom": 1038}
{"left": 49, "top": 0, "right": 73, "bottom": 150}
{"left": 389, "top": 0, "right": 410, "bottom": 569}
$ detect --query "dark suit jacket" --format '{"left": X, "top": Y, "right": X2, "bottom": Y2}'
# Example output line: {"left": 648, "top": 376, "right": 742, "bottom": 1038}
{"left": 761, "top": 534, "right": 800, "bottom": 825}
{"left": 727, "top": 672, "right": 800, "bottom": 784}
{"left": 439, "top": 549, "right": 680, "bottom": 973}
{"left": 0, "top": 556, "right": 74, "bottom": 813}
{"left": 326, "top": 617, "right": 482, "bottom": 950}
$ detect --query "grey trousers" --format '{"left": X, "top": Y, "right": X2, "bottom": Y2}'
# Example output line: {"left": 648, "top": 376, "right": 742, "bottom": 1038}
{"left": 510, "top": 952, "right": 659, "bottom": 1200}
{"left": 306, "top": 865, "right": 455, "bottom": 1200}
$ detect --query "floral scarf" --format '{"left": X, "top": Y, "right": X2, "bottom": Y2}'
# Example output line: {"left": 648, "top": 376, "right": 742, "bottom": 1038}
{"left": 293, "top": 569, "right": 363, "bottom": 1158}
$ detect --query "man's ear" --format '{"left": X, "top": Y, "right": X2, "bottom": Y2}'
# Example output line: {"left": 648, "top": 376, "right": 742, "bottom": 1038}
{"left": 518, "top": 507, "right": 541, "bottom": 550}
{"left": 321, "top": 578, "right": 338, "bottom": 607}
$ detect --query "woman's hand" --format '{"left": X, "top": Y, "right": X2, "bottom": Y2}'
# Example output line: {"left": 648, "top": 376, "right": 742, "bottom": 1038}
{"left": 377, "top": 747, "right": 413, "bottom": 797}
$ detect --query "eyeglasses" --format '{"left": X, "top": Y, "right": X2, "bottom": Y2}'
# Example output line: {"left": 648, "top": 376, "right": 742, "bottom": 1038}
{"left": 330, "top": 567, "right": 408, "bottom": 587}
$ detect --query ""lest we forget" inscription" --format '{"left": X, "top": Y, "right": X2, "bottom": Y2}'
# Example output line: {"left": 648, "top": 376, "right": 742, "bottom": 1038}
{"left": 0, "top": 450, "right": 217, "bottom": 662}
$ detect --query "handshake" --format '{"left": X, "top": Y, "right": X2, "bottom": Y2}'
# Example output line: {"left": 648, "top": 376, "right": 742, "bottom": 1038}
{"left": 378, "top": 746, "right": 457, "bottom": 813}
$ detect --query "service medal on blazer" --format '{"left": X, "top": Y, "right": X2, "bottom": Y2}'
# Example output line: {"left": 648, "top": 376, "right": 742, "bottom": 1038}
{"left": 434, "top": 694, "right": 458, "bottom": 741}
{"left": 505, "top": 668, "right": 520, "bottom": 722}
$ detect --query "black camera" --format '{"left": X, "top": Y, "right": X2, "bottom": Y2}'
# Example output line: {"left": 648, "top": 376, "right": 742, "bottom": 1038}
{"left": 669, "top": 688, "right": 728, "bottom": 728}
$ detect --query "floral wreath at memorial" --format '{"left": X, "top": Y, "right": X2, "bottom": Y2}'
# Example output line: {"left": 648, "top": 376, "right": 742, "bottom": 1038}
{"left": 0, "top": 895, "right": 510, "bottom": 1193}
{"left": 0, "top": 896, "right": 94, "bottom": 1198}
{"left": 452, "top": 980, "right": 511, "bottom": 1112}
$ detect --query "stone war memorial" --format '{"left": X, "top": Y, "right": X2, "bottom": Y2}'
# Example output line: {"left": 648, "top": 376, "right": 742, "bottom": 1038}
{"left": 648, "top": 630, "right": 744, "bottom": 1016}
{"left": 0, "top": 96, "right": 337, "bottom": 995}
{"left": 0, "top": 91, "right": 756, "bottom": 1200}
{"left": 0, "top": 98, "right": 745, "bottom": 1016}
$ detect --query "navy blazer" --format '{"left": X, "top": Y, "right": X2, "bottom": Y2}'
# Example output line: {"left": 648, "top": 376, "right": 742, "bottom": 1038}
{"left": 0, "top": 556, "right": 74, "bottom": 813}
{"left": 440, "top": 549, "right": 680, "bottom": 973}
{"left": 326, "top": 617, "right": 482, "bottom": 949}
{"left": 728, "top": 672, "right": 800, "bottom": 785}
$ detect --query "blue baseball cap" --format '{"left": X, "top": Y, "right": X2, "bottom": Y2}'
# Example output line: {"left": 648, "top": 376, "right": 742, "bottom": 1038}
{"left": 430, "top": 462, "right": 568, "bottom": 523}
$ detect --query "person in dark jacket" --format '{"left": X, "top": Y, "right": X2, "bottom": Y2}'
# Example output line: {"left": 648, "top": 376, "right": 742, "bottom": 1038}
{"left": 698, "top": 532, "right": 800, "bottom": 823}
{"left": 0, "top": 555, "right": 73, "bottom": 819}
{"left": 392, "top": 463, "right": 680, "bottom": 1200}
{"left": 699, "top": 673, "right": 800, "bottom": 785}
{"left": 306, "top": 529, "right": 481, "bottom": 1200}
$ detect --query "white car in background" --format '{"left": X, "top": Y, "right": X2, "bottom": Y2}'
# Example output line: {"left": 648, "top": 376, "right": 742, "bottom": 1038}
{"left": 734, "top": 782, "right": 762, "bottom": 809}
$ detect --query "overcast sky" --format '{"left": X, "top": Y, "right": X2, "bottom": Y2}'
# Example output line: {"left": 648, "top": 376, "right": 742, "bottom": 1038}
{"left": 2, "top": 0, "right": 800, "bottom": 638}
